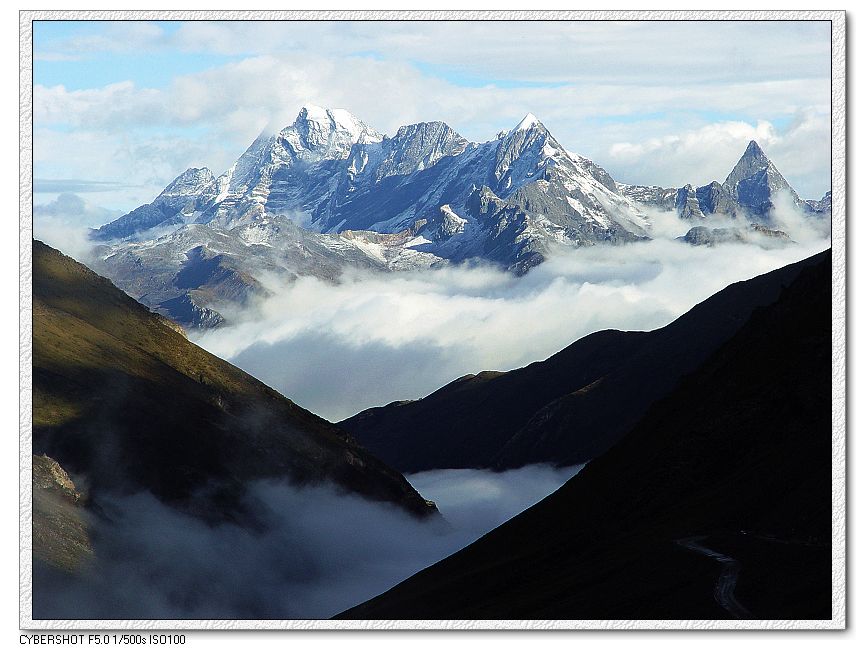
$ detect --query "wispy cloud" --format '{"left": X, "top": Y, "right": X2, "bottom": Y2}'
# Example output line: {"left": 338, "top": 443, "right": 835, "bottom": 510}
{"left": 34, "top": 179, "right": 137, "bottom": 194}
{"left": 33, "top": 193, "right": 122, "bottom": 261}
{"left": 37, "top": 21, "right": 830, "bottom": 87}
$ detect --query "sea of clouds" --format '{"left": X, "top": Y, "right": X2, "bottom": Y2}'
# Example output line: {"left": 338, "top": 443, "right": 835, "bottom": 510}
{"left": 189, "top": 205, "right": 829, "bottom": 422}
{"left": 33, "top": 194, "right": 830, "bottom": 424}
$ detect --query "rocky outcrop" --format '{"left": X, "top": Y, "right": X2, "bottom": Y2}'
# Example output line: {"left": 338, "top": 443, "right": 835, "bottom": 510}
{"left": 695, "top": 181, "right": 739, "bottom": 218}
{"left": 679, "top": 223, "right": 792, "bottom": 247}
{"left": 676, "top": 184, "right": 705, "bottom": 219}
{"left": 32, "top": 454, "right": 92, "bottom": 573}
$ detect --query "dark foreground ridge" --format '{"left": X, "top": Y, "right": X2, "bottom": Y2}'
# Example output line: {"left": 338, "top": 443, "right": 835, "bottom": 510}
{"left": 32, "top": 239, "right": 435, "bottom": 523}
{"left": 340, "top": 250, "right": 831, "bottom": 619}
{"left": 342, "top": 252, "right": 829, "bottom": 473}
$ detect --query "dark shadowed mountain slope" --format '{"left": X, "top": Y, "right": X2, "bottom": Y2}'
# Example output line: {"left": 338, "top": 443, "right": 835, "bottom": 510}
{"left": 341, "top": 250, "right": 831, "bottom": 620}
{"left": 341, "top": 252, "right": 829, "bottom": 473}
{"left": 32, "top": 240, "right": 434, "bottom": 520}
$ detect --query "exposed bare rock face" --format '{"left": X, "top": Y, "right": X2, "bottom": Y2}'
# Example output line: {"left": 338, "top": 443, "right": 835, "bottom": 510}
{"left": 32, "top": 454, "right": 92, "bottom": 574}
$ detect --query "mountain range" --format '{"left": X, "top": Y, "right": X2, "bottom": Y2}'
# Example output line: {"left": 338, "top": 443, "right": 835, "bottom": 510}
{"left": 341, "top": 249, "right": 831, "bottom": 619}
{"left": 86, "top": 105, "right": 830, "bottom": 329}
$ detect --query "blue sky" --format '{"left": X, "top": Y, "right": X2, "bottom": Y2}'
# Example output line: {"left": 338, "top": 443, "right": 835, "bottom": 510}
{"left": 33, "top": 20, "right": 832, "bottom": 216}
{"left": 34, "top": 22, "right": 239, "bottom": 90}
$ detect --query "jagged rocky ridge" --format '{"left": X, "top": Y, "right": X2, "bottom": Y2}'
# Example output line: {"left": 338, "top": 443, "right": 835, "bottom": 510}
{"left": 90, "top": 105, "right": 830, "bottom": 328}
{"left": 678, "top": 223, "right": 792, "bottom": 247}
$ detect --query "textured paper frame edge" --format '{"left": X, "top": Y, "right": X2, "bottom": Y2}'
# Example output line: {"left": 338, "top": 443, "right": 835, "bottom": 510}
{"left": 18, "top": 8, "right": 847, "bottom": 631}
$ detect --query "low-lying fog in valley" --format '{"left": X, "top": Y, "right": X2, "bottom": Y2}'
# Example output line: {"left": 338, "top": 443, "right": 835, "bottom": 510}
{"left": 34, "top": 464, "right": 582, "bottom": 619}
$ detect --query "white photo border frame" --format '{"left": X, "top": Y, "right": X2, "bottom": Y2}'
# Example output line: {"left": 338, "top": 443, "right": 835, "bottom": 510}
{"left": 18, "top": 8, "right": 847, "bottom": 631}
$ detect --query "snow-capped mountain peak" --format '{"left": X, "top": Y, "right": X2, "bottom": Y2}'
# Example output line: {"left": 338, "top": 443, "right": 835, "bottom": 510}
{"left": 724, "top": 140, "right": 772, "bottom": 187}
{"left": 90, "top": 108, "right": 828, "bottom": 329}
{"left": 493, "top": 112, "right": 563, "bottom": 188}
{"left": 723, "top": 139, "right": 799, "bottom": 214}
{"left": 292, "top": 104, "right": 381, "bottom": 142}
{"left": 281, "top": 104, "right": 384, "bottom": 162}
{"left": 296, "top": 103, "right": 329, "bottom": 122}
{"left": 373, "top": 121, "right": 470, "bottom": 178}
{"left": 514, "top": 112, "right": 541, "bottom": 131}
{"left": 179, "top": 105, "right": 388, "bottom": 228}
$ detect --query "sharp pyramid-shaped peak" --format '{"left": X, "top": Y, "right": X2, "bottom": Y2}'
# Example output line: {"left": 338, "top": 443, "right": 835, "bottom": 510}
{"left": 510, "top": 112, "right": 545, "bottom": 135}
{"left": 722, "top": 139, "right": 801, "bottom": 213}
{"left": 501, "top": 112, "right": 556, "bottom": 147}
{"left": 744, "top": 139, "right": 767, "bottom": 159}
{"left": 724, "top": 139, "right": 778, "bottom": 191}
{"left": 738, "top": 140, "right": 772, "bottom": 170}
{"left": 491, "top": 111, "right": 571, "bottom": 194}
{"left": 501, "top": 112, "right": 565, "bottom": 154}
{"left": 517, "top": 112, "right": 540, "bottom": 129}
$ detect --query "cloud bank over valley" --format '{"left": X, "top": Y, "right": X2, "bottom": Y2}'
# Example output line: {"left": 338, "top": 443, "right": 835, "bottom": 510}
{"left": 192, "top": 211, "right": 829, "bottom": 421}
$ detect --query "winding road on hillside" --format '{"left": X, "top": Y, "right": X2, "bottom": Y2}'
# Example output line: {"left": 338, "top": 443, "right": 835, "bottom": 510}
{"left": 676, "top": 535, "right": 753, "bottom": 619}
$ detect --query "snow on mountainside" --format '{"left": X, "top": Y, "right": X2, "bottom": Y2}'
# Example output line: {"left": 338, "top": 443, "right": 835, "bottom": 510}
{"left": 96, "top": 105, "right": 651, "bottom": 248}
{"left": 95, "top": 167, "right": 218, "bottom": 240}
{"left": 90, "top": 106, "right": 829, "bottom": 329}
{"left": 723, "top": 140, "right": 799, "bottom": 212}
{"left": 621, "top": 140, "right": 831, "bottom": 223}
{"left": 90, "top": 214, "right": 443, "bottom": 329}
